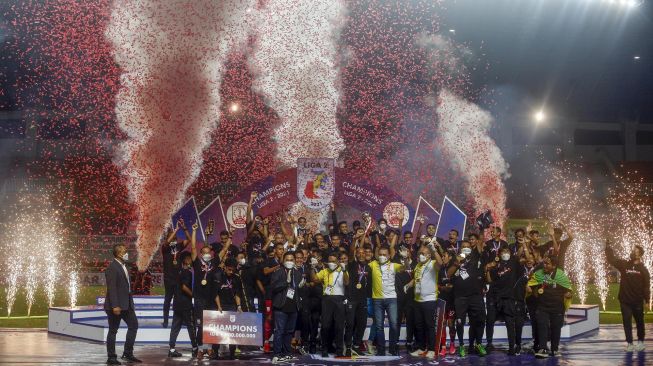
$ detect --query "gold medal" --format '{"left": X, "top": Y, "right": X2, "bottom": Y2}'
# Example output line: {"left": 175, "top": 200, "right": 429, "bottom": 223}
{"left": 356, "top": 283, "right": 362, "bottom": 289}
{"left": 495, "top": 256, "right": 500, "bottom": 262}
{"left": 201, "top": 279, "right": 207, "bottom": 286}
{"left": 538, "top": 288, "right": 544, "bottom": 294}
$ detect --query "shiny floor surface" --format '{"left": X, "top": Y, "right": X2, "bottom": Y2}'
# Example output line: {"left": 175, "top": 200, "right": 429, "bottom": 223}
{"left": 0, "top": 325, "right": 651, "bottom": 366}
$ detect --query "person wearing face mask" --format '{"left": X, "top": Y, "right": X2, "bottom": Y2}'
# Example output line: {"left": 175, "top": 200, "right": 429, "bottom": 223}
{"left": 167, "top": 252, "right": 198, "bottom": 359}
{"left": 394, "top": 240, "right": 417, "bottom": 354}
{"left": 190, "top": 223, "right": 219, "bottom": 359}
{"left": 311, "top": 254, "right": 350, "bottom": 358}
{"left": 161, "top": 220, "right": 190, "bottom": 328}
{"left": 271, "top": 252, "right": 303, "bottom": 363}
{"left": 371, "top": 219, "right": 389, "bottom": 248}
{"left": 260, "top": 242, "right": 286, "bottom": 352}
{"left": 104, "top": 243, "right": 141, "bottom": 365}
{"left": 369, "top": 242, "right": 403, "bottom": 356}
{"left": 236, "top": 251, "right": 255, "bottom": 313}
{"left": 528, "top": 256, "right": 572, "bottom": 358}
{"left": 214, "top": 258, "right": 244, "bottom": 360}
{"left": 344, "top": 246, "right": 372, "bottom": 357}
{"left": 437, "top": 250, "right": 458, "bottom": 357}
{"left": 485, "top": 246, "right": 521, "bottom": 355}
{"left": 605, "top": 240, "right": 650, "bottom": 352}
{"left": 448, "top": 237, "right": 487, "bottom": 358}
{"left": 407, "top": 245, "right": 443, "bottom": 359}
{"left": 301, "top": 253, "right": 324, "bottom": 354}
{"left": 514, "top": 254, "right": 536, "bottom": 356}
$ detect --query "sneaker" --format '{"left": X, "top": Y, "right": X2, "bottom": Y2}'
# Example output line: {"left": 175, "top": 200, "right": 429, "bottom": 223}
{"left": 271, "top": 356, "right": 284, "bottom": 364}
{"left": 191, "top": 349, "right": 199, "bottom": 358}
{"left": 551, "top": 350, "right": 562, "bottom": 357}
{"left": 106, "top": 358, "right": 121, "bottom": 365}
{"left": 425, "top": 351, "right": 436, "bottom": 359}
{"left": 405, "top": 342, "right": 414, "bottom": 353}
{"left": 366, "top": 343, "right": 376, "bottom": 355}
{"left": 439, "top": 346, "right": 447, "bottom": 357}
{"left": 410, "top": 349, "right": 425, "bottom": 357}
{"left": 625, "top": 343, "right": 635, "bottom": 352}
{"left": 167, "top": 350, "right": 182, "bottom": 358}
{"left": 457, "top": 345, "right": 466, "bottom": 358}
{"left": 449, "top": 342, "right": 456, "bottom": 355}
{"left": 507, "top": 348, "right": 516, "bottom": 356}
{"left": 321, "top": 350, "right": 329, "bottom": 358}
{"left": 345, "top": 348, "right": 352, "bottom": 357}
{"left": 514, "top": 344, "right": 522, "bottom": 355}
{"left": 486, "top": 343, "right": 494, "bottom": 352}
{"left": 475, "top": 344, "right": 487, "bottom": 357}
{"left": 535, "top": 349, "right": 550, "bottom": 359}
{"left": 636, "top": 341, "right": 646, "bottom": 352}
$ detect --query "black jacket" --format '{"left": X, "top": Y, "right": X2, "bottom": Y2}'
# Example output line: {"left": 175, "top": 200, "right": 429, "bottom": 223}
{"left": 270, "top": 267, "right": 303, "bottom": 311}
{"left": 104, "top": 259, "right": 134, "bottom": 311}
{"left": 606, "top": 248, "right": 651, "bottom": 304}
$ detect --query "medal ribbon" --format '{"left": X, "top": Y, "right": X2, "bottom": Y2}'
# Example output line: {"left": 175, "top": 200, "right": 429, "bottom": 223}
{"left": 201, "top": 261, "right": 213, "bottom": 282}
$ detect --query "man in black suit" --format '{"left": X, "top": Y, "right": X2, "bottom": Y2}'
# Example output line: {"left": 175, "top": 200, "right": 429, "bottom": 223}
{"left": 104, "top": 243, "right": 141, "bottom": 365}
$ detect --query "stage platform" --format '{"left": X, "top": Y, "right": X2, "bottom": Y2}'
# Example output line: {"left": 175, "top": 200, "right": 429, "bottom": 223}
{"left": 48, "top": 296, "right": 599, "bottom": 344}
{"left": 2, "top": 325, "right": 652, "bottom": 366}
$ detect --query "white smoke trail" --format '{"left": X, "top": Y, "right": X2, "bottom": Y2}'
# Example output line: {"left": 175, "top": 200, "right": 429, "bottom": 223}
{"left": 249, "top": 0, "right": 346, "bottom": 167}
{"left": 107, "top": 1, "right": 254, "bottom": 269}
{"left": 436, "top": 89, "right": 509, "bottom": 227}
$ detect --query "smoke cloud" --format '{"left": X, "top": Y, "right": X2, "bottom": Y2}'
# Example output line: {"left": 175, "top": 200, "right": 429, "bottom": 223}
{"left": 106, "top": 1, "right": 253, "bottom": 269}
{"left": 436, "top": 89, "right": 509, "bottom": 227}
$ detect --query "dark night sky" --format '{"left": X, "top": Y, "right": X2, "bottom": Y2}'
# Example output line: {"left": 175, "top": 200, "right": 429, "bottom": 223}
{"left": 440, "top": 0, "right": 653, "bottom": 123}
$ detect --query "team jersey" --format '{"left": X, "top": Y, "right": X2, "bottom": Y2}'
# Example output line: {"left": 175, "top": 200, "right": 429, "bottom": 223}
{"left": 414, "top": 259, "right": 439, "bottom": 302}
{"left": 369, "top": 260, "right": 402, "bottom": 299}
{"left": 315, "top": 267, "right": 346, "bottom": 296}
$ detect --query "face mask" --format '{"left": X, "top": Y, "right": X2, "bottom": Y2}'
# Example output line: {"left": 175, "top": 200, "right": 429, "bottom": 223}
{"left": 202, "top": 253, "right": 212, "bottom": 262}
{"left": 122, "top": 253, "right": 129, "bottom": 261}
{"left": 340, "top": 262, "right": 346, "bottom": 270}
{"left": 461, "top": 248, "right": 472, "bottom": 256}
{"left": 419, "top": 254, "right": 428, "bottom": 263}
{"left": 379, "top": 223, "right": 387, "bottom": 230}
{"left": 378, "top": 255, "right": 388, "bottom": 264}
{"left": 400, "top": 250, "right": 408, "bottom": 258}
{"left": 238, "top": 258, "right": 247, "bottom": 266}
{"left": 327, "top": 262, "right": 338, "bottom": 271}
{"left": 310, "top": 257, "right": 319, "bottom": 266}
{"left": 284, "top": 261, "right": 295, "bottom": 270}
{"left": 501, "top": 253, "right": 510, "bottom": 261}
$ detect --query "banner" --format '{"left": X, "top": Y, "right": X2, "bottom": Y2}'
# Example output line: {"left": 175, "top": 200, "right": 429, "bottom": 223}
{"left": 297, "top": 158, "right": 335, "bottom": 210}
{"left": 435, "top": 196, "right": 467, "bottom": 241}
{"left": 433, "top": 298, "right": 447, "bottom": 356}
{"left": 202, "top": 310, "right": 263, "bottom": 346}
{"left": 171, "top": 197, "right": 204, "bottom": 241}
{"left": 411, "top": 196, "right": 441, "bottom": 233}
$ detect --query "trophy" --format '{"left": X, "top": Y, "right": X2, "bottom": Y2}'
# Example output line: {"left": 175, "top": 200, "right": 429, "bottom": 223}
{"left": 205, "top": 219, "right": 215, "bottom": 237}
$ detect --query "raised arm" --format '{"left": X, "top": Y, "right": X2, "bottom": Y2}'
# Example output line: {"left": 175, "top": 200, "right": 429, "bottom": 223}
{"left": 191, "top": 222, "right": 198, "bottom": 262}
{"left": 246, "top": 191, "right": 257, "bottom": 226}
{"left": 330, "top": 202, "right": 338, "bottom": 234}
{"left": 165, "top": 224, "right": 178, "bottom": 245}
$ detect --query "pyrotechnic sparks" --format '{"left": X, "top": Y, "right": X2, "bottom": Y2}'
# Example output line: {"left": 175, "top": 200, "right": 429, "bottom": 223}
{"left": 68, "top": 271, "right": 79, "bottom": 309}
{"left": 5, "top": 261, "right": 21, "bottom": 318}
{"left": 1, "top": 188, "right": 66, "bottom": 315}
{"left": 538, "top": 162, "right": 609, "bottom": 308}
{"left": 607, "top": 173, "right": 653, "bottom": 308}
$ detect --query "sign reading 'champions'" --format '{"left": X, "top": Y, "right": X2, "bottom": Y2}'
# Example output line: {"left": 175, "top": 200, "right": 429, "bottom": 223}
{"left": 202, "top": 310, "right": 263, "bottom": 346}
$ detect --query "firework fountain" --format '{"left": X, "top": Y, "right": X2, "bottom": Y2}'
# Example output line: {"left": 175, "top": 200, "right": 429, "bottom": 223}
{"left": 607, "top": 173, "right": 653, "bottom": 309}
{"left": 539, "top": 162, "right": 609, "bottom": 308}
{"left": 1, "top": 190, "right": 67, "bottom": 316}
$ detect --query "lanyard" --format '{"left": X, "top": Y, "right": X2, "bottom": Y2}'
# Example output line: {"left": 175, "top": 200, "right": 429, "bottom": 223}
{"left": 358, "top": 264, "right": 367, "bottom": 284}
{"left": 201, "top": 261, "right": 213, "bottom": 281}
{"left": 492, "top": 241, "right": 500, "bottom": 253}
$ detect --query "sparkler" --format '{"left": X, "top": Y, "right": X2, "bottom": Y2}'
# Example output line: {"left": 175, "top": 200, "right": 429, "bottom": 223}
{"left": 5, "top": 261, "right": 21, "bottom": 317}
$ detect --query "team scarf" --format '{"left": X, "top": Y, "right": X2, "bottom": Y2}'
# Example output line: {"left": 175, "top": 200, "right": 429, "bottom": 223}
{"left": 528, "top": 267, "right": 573, "bottom": 311}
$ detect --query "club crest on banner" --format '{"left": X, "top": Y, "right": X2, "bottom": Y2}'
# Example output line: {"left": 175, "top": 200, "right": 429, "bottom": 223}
{"left": 383, "top": 201, "right": 409, "bottom": 228}
{"left": 226, "top": 202, "right": 248, "bottom": 229}
{"left": 297, "top": 158, "right": 335, "bottom": 210}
